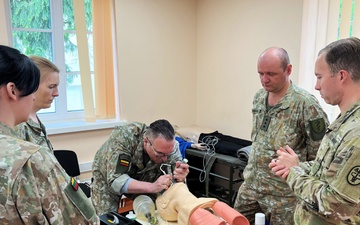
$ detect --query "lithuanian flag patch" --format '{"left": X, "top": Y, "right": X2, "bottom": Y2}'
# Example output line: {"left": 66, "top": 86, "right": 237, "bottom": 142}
{"left": 115, "top": 154, "right": 131, "bottom": 174}
{"left": 71, "top": 177, "right": 79, "bottom": 191}
{"left": 120, "top": 159, "right": 129, "bottom": 167}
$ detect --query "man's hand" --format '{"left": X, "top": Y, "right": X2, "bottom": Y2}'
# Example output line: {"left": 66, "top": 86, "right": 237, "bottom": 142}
{"left": 276, "top": 145, "right": 299, "bottom": 168}
{"left": 269, "top": 159, "right": 290, "bottom": 180}
{"left": 153, "top": 174, "right": 172, "bottom": 192}
{"left": 268, "top": 145, "right": 299, "bottom": 180}
{"left": 173, "top": 161, "right": 189, "bottom": 182}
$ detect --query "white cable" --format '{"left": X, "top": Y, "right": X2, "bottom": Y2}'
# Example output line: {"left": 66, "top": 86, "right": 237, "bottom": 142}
{"left": 198, "top": 136, "right": 218, "bottom": 182}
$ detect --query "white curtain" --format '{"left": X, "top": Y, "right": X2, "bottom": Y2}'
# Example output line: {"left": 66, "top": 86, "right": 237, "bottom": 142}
{"left": 0, "top": 0, "right": 10, "bottom": 45}
{"left": 297, "top": 0, "right": 353, "bottom": 122}
{"left": 73, "top": 0, "right": 116, "bottom": 122}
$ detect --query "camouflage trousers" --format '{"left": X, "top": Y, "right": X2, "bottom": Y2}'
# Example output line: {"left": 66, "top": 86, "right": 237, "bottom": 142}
{"left": 234, "top": 182, "right": 296, "bottom": 225}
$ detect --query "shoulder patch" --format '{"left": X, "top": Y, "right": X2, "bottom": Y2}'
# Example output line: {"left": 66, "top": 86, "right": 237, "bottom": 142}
{"left": 115, "top": 154, "right": 131, "bottom": 174}
{"left": 309, "top": 118, "right": 326, "bottom": 141}
{"left": 71, "top": 177, "right": 79, "bottom": 191}
{"left": 347, "top": 166, "right": 360, "bottom": 186}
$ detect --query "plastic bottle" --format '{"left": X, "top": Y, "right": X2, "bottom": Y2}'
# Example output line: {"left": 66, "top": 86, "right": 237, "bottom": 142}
{"left": 133, "top": 195, "right": 156, "bottom": 222}
{"left": 255, "top": 213, "right": 265, "bottom": 225}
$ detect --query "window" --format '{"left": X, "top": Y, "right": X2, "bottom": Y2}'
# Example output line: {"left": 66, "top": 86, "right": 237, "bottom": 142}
{"left": 6, "top": 0, "right": 94, "bottom": 122}
{"left": 4, "top": 0, "right": 118, "bottom": 132}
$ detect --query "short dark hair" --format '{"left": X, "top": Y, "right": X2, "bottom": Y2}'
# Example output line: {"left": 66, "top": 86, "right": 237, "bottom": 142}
{"left": 145, "top": 119, "right": 175, "bottom": 141}
{"left": 0, "top": 45, "right": 40, "bottom": 96}
{"left": 319, "top": 37, "right": 360, "bottom": 82}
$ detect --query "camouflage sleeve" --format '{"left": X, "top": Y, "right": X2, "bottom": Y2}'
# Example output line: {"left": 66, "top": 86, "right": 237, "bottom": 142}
{"left": 106, "top": 127, "right": 135, "bottom": 195}
{"left": 302, "top": 99, "right": 329, "bottom": 161}
{"left": 15, "top": 148, "right": 99, "bottom": 224}
{"left": 14, "top": 122, "right": 28, "bottom": 141}
{"left": 107, "top": 145, "right": 131, "bottom": 194}
{"left": 287, "top": 138, "right": 360, "bottom": 221}
{"left": 14, "top": 121, "right": 53, "bottom": 151}
{"left": 298, "top": 160, "right": 316, "bottom": 173}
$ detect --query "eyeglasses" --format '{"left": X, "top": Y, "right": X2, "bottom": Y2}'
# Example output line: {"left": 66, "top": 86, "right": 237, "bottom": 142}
{"left": 146, "top": 137, "right": 175, "bottom": 157}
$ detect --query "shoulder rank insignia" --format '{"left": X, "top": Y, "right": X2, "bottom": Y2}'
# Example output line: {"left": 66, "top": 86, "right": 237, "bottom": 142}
{"left": 309, "top": 118, "right": 326, "bottom": 141}
{"left": 115, "top": 154, "right": 131, "bottom": 174}
{"left": 71, "top": 177, "right": 79, "bottom": 191}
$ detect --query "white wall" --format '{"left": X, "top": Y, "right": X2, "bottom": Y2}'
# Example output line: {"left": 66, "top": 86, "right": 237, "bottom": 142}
{"left": 196, "top": 0, "right": 304, "bottom": 139}
{"left": 114, "top": 0, "right": 198, "bottom": 127}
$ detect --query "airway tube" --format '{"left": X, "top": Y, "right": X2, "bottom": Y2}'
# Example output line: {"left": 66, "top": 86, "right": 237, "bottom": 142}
{"left": 189, "top": 208, "right": 226, "bottom": 225}
{"left": 212, "top": 201, "right": 250, "bottom": 225}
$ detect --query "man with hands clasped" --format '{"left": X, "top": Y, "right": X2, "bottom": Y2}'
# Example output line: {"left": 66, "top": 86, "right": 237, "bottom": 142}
{"left": 270, "top": 37, "right": 360, "bottom": 225}
{"left": 234, "top": 47, "right": 328, "bottom": 225}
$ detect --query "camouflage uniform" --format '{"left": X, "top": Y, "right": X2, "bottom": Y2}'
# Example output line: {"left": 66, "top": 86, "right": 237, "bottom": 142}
{"left": 0, "top": 122, "right": 99, "bottom": 224}
{"left": 15, "top": 116, "right": 54, "bottom": 152}
{"left": 91, "top": 122, "right": 182, "bottom": 216}
{"left": 287, "top": 101, "right": 360, "bottom": 225}
{"left": 234, "top": 83, "right": 329, "bottom": 225}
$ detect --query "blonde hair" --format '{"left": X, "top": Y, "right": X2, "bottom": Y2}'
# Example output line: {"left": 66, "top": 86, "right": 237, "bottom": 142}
{"left": 28, "top": 55, "right": 59, "bottom": 81}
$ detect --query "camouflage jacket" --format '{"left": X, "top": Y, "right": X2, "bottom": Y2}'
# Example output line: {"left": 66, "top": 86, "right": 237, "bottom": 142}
{"left": 243, "top": 83, "right": 329, "bottom": 195}
{"left": 15, "top": 116, "right": 54, "bottom": 152}
{"left": 287, "top": 101, "right": 360, "bottom": 225}
{"left": 91, "top": 122, "right": 182, "bottom": 216}
{"left": 0, "top": 123, "right": 99, "bottom": 224}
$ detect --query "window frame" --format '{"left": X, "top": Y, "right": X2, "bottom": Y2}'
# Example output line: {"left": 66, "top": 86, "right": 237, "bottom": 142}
{"left": 4, "top": 0, "right": 94, "bottom": 123}
{"left": 4, "top": 0, "right": 120, "bottom": 133}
